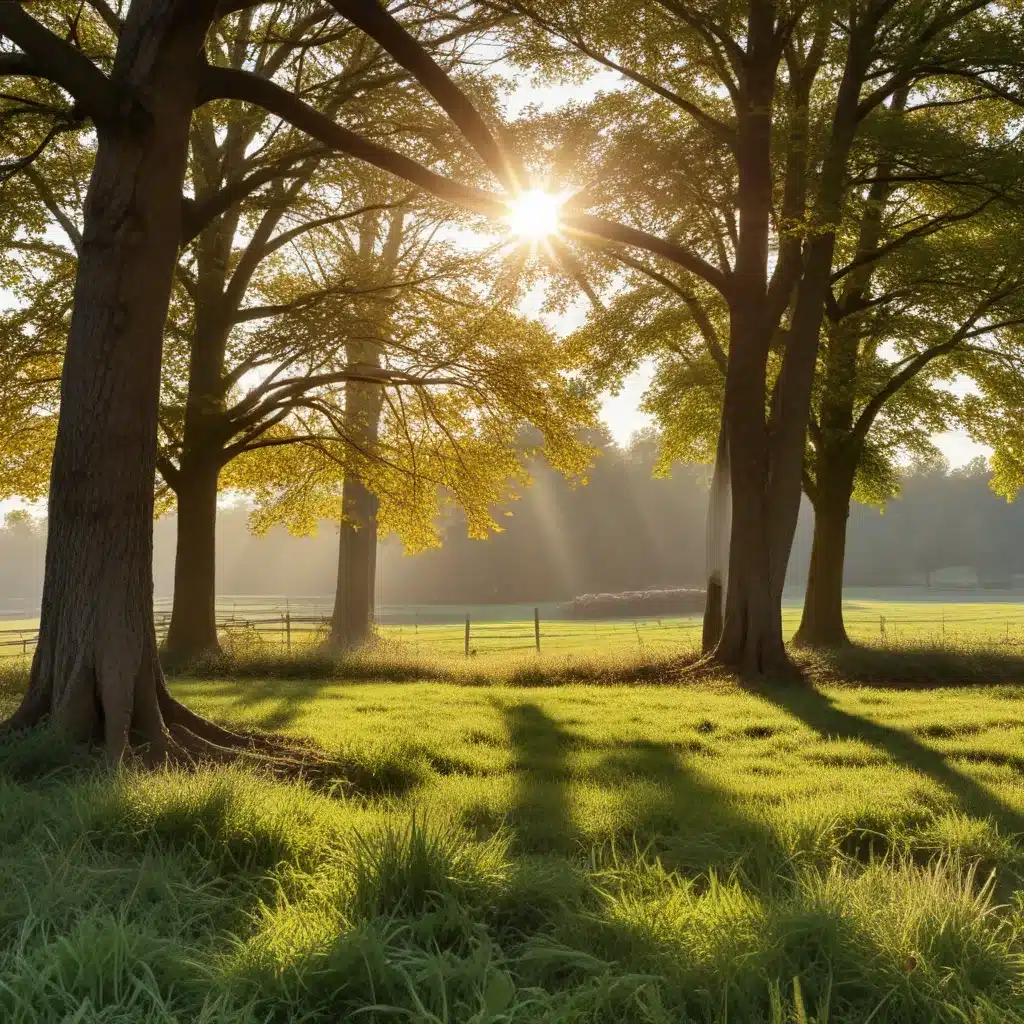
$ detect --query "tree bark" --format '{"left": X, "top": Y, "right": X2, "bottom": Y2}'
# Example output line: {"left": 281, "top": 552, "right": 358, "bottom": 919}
{"left": 794, "top": 454, "right": 857, "bottom": 647}
{"left": 1, "top": 1, "right": 238, "bottom": 762}
{"left": 710, "top": 302, "right": 790, "bottom": 675}
{"left": 165, "top": 454, "right": 221, "bottom": 663}
{"left": 329, "top": 474, "right": 380, "bottom": 650}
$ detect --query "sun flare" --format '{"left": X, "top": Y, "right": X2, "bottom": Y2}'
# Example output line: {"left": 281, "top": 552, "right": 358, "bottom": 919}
{"left": 505, "top": 188, "right": 564, "bottom": 240}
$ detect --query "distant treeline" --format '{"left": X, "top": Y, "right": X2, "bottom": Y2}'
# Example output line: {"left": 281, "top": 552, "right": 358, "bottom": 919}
{"left": 0, "top": 441, "right": 1019, "bottom": 607}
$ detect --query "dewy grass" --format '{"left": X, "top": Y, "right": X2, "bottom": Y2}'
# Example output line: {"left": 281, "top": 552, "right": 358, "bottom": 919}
{"left": 3, "top": 678, "right": 1024, "bottom": 1021}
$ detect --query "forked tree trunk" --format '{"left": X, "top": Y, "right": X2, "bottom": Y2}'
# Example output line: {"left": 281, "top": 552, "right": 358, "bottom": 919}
{"left": 794, "top": 454, "right": 857, "bottom": 647}
{"left": 2, "top": 1, "right": 250, "bottom": 762}
{"left": 328, "top": 476, "right": 380, "bottom": 650}
{"left": 165, "top": 455, "right": 221, "bottom": 663}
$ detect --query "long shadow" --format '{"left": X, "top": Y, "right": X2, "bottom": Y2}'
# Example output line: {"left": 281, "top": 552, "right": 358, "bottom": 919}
{"left": 592, "top": 737, "right": 783, "bottom": 884}
{"left": 757, "top": 683, "right": 1024, "bottom": 836}
{"left": 805, "top": 641, "right": 1024, "bottom": 689}
{"left": 501, "top": 700, "right": 575, "bottom": 854}
{"left": 498, "top": 699, "right": 783, "bottom": 882}
{"left": 218, "top": 677, "right": 330, "bottom": 732}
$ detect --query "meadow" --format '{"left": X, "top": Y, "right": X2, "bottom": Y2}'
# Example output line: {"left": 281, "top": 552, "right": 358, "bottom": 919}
{"left": 3, "top": 645, "right": 1024, "bottom": 1022}
{"left": 7, "top": 589, "right": 1024, "bottom": 660}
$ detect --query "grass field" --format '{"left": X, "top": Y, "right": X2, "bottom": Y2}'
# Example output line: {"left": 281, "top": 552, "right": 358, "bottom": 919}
{"left": 3, "top": 665, "right": 1024, "bottom": 1022}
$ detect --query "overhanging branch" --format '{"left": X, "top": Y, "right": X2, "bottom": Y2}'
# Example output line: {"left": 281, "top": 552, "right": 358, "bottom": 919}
{"left": 0, "top": 4, "right": 118, "bottom": 124}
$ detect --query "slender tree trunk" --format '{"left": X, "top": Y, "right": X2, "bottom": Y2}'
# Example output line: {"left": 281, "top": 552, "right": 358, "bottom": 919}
{"left": 702, "top": 423, "right": 730, "bottom": 653}
{"left": 329, "top": 373, "right": 383, "bottom": 652}
{"left": 1, "top": 2, "right": 258, "bottom": 762}
{"left": 794, "top": 453, "right": 857, "bottom": 646}
{"left": 327, "top": 212, "right": 397, "bottom": 651}
{"left": 165, "top": 455, "right": 221, "bottom": 662}
{"left": 329, "top": 476, "right": 380, "bottom": 650}
{"left": 163, "top": 275, "right": 234, "bottom": 665}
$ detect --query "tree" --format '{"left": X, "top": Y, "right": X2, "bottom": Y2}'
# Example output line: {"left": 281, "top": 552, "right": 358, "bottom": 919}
{"left": 198, "top": 202, "right": 594, "bottom": 655}
{"left": 473, "top": 0, "right": 1024, "bottom": 672}
{"left": 796, "top": 204, "right": 1024, "bottom": 645}
{"left": 0, "top": 0, "right": 592, "bottom": 757}
{"left": 0, "top": 0, "right": 491, "bottom": 758}
{"left": 573, "top": 74, "right": 1024, "bottom": 648}
{"left": 154, "top": 4, "right": 504, "bottom": 662}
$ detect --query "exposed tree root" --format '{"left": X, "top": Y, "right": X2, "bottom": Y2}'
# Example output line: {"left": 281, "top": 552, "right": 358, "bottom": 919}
{"left": 677, "top": 646, "right": 807, "bottom": 685}
{"left": 2, "top": 670, "right": 357, "bottom": 791}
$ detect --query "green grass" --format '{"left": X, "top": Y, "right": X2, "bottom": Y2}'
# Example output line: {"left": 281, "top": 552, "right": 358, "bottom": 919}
{"left": 3, "top": 668, "right": 1024, "bottom": 1022}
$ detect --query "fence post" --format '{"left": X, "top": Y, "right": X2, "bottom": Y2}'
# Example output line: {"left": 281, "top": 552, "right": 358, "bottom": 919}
{"left": 465, "top": 613, "right": 471, "bottom": 657}
{"left": 534, "top": 607, "right": 541, "bottom": 652}
{"left": 285, "top": 611, "right": 291, "bottom": 653}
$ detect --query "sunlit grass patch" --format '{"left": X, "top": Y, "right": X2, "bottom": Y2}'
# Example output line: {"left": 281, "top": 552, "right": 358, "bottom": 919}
{"left": 3, "top": 679, "right": 1024, "bottom": 1021}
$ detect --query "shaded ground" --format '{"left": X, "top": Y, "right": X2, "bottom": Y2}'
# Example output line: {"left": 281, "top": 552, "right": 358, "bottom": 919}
{"left": 2, "top": 678, "right": 1024, "bottom": 1021}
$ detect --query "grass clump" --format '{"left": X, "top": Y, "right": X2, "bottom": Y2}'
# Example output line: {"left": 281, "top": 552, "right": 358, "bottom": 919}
{"left": 3, "top": 679, "right": 1024, "bottom": 1021}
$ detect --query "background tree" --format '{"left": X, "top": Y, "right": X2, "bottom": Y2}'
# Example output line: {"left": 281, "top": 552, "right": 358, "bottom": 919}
{"left": 460, "top": 0, "right": 1024, "bottom": 672}
{"left": 797, "top": 203, "right": 1024, "bottom": 645}
{"left": 578, "top": 77, "right": 1024, "bottom": 649}
{"left": 154, "top": 1, "right": 507, "bottom": 662}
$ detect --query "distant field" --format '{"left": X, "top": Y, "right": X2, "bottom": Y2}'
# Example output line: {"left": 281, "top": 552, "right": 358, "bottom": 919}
{"left": 5, "top": 590, "right": 1024, "bottom": 658}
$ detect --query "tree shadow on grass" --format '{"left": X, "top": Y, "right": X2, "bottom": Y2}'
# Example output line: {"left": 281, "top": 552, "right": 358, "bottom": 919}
{"left": 756, "top": 682, "right": 1024, "bottom": 838}
{"left": 800, "top": 641, "right": 1024, "bottom": 689}
{"left": 501, "top": 700, "right": 575, "bottom": 854}
{"left": 490, "top": 706, "right": 931, "bottom": 1022}
{"left": 497, "top": 699, "right": 783, "bottom": 882}
{"left": 591, "top": 737, "right": 785, "bottom": 884}
{"left": 206, "top": 677, "right": 332, "bottom": 733}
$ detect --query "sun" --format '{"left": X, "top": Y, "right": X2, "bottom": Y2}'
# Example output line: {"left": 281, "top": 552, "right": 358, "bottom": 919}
{"left": 505, "top": 188, "right": 564, "bottom": 240}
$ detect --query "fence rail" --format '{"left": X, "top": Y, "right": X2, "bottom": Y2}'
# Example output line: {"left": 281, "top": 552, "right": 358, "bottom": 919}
{"left": 4, "top": 605, "right": 1024, "bottom": 659}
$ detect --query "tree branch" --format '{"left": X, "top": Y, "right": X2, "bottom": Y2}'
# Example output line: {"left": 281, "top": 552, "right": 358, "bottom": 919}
{"left": 614, "top": 250, "right": 727, "bottom": 372}
{"left": 564, "top": 213, "right": 730, "bottom": 295}
{"left": 328, "top": 0, "right": 516, "bottom": 189}
{"left": 199, "top": 63, "right": 504, "bottom": 216}
{"left": 83, "top": 0, "right": 122, "bottom": 34}
{"left": 851, "top": 301, "right": 998, "bottom": 442}
{"left": 201, "top": 63, "right": 728, "bottom": 290}
{"left": 24, "top": 166, "right": 81, "bottom": 252}
{"left": 0, "top": 3, "right": 118, "bottom": 124}
{"left": 180, "top": 146, "right": 329, "bottom": 243}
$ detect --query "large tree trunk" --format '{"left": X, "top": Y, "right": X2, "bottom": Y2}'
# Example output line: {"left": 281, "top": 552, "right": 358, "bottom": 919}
{"left": 329, "top": 475, "right": 380, "bottom": 650}
{"left": 165, "top": 454, "right": 221, "bottom": 663}
{"left": 710, "top": 306, "right": 790, "bottom": 675}
{"left": 1, "top": 1, "right": 250, "bottom": 762}
{"left": 794, "top": 453, "right": 857, "bottom": 647}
